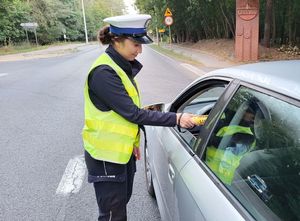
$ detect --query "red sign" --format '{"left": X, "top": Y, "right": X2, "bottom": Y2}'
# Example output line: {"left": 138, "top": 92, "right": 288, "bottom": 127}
{"left": 164, "top": 16, "right": 173, "bottom": 26}
{"left": 237, "top": 3, "right": 258, "bottom": 21}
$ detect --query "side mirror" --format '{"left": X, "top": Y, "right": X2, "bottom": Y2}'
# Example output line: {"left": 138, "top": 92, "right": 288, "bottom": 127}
{"left": 143, "top": 103, "right": 165, "bottom": 112}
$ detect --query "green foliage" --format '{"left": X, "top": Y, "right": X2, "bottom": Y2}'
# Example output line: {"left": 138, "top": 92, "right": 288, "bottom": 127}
{"left": 0, "top": 0, "right": 30, "bottom": 45}
{"left": 136, "top": 0, "right": 299, "bottom": 45}
{"left": 1, "top": 0, "right": 299, "bottom": 46}
{"left": 0, "top": 0, "right": 125, "bottom": 45}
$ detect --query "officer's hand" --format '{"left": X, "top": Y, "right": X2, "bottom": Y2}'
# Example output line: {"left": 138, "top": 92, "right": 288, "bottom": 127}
{"left": 133, "top": 146, "right": 141, "bottom": 160}
{"left": 176, "top": 113, "right": 196, "bottom": 128}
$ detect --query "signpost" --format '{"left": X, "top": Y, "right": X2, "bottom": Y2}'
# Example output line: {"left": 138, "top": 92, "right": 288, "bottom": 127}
{"left": 20, "top": 23, "right": 38, "bottom": 46}
{"left": 164, "top": 8, "right": 173, "bottom": 44}
{"left": 159, "top": 29, "right": 165, "bottom": 43}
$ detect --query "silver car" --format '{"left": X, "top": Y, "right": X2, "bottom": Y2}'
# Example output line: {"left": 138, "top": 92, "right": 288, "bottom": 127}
{"left": 142, "top": 60, "right": 300, "bottom": 221}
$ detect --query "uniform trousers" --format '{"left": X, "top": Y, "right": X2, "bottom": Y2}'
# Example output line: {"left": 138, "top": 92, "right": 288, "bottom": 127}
{"left": 85, "top": 151, "right": 136, "bottom": 221}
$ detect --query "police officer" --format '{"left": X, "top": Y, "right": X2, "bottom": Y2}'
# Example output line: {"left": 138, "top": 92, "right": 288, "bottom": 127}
{"left": 82, "top": 14, "right": 195, "bottom": 221}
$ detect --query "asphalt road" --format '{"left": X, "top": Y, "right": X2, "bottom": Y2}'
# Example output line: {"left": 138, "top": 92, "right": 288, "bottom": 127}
{"left": 0, "top": 44, "right": 198, "bottom": 221}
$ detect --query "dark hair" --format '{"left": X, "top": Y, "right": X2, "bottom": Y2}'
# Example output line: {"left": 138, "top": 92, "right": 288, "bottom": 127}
{"left": 98, "top": 25, "right": 114, "bottom": 45}
{"left": 98, "top": 25, "right": 127, "bottom": 45}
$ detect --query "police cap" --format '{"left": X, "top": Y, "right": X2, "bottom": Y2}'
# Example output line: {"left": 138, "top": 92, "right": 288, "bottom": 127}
{"left": 104, "top": 14, "right": 153, "bottom": 44}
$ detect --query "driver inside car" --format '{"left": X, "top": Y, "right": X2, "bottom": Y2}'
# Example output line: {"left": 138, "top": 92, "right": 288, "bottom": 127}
{"left": 202, "top": 107, "right": 256, "bottom": 185}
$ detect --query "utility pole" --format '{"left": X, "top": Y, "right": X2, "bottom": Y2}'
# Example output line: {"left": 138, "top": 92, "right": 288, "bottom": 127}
{"left": 81, "top": 0, "right": 88, "bottom": 44}
{"left": 156, "top": 27, "right": 159, "bottom": 45}
{"left": 154, "top": 9, "right": 159, "bottom": 45}
{"left": 168, "top": 26, "right": 171, "bottom": 44}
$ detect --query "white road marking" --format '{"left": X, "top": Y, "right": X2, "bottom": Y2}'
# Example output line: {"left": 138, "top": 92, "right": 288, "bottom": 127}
{"left": 56, "top": 155, "right": 86, "bottom": 196}
{"left": 180, "top": 63, "right": 206, "bottom": 76}
{"left": 0, "top": 73, "right": 8, "bottom": 77}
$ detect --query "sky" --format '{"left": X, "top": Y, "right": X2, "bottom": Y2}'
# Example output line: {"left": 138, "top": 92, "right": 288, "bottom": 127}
{"left": 123, "top": 0, "right": 138, "bottom": 14}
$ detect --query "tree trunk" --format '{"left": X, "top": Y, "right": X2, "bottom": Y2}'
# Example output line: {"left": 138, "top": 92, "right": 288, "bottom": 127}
{"left": 293, "top": 20, "right": 297, "bottom": 44}
{"left": 230, "top": 13, "right": 235, "bottom": 39}
{"left": 263, "top": 0, "right": 273, "bottom": 48}
{"left": 202, "top": 17, "right": 213, "bottom": 39}
{"left": 197, "top": 30, "right": 201, "bottom": 41}
{"left": 216, "top": 22, "right": 220, "bottom": 38}
{"left": 287, "top": 0, "right": 293, "bottom": 44}
{"left": 183, "top": 31, "right": 186, "bottom": 42}
{"left": 222, "top": 17, "right": 229, "bottom": 38}
{"left": 179, "top": 32, "right": 183, "bottom": 43}
{"left": 272, "top": 1, "right": 276, "bottom": 45}
{"left": 219, "top": 1, "right": 235, "bottom": 39}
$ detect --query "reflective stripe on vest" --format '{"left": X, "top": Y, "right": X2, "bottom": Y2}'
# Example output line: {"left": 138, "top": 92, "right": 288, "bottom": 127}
{"left": 82, "top": 53, "right": 141, "bottom": 164}
{"left": 206, "top": 125, "right": 255, "bottom": 185}
{"left": 216, "top": 125, "right": 253, "bottom": 137}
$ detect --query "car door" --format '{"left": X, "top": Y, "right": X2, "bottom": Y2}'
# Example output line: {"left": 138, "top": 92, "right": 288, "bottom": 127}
{"left": 179, "top": 83, "right": 300, "bottom": 220}
{"left": 151, "top": 78, "right": 230, "bottom": 221}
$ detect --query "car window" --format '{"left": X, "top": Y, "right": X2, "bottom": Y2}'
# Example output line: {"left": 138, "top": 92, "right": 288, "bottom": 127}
{"left": 202, "top": 86, "right": 300, "bottom": 221}
{"left": 175, "top": 84, "right": 227, "bottom": 149}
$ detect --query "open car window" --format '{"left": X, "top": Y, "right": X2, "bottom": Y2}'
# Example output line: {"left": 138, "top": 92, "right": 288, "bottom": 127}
{"left": 202, "top": 86, "right": 300, "bottom": 221}
{"left": 175, "top": 82, "right": 227, "bottom": 150}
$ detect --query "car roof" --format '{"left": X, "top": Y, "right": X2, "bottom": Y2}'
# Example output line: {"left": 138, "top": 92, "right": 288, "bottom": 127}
{"left": 203, "top": 60, "right": 300, "bottom": 101}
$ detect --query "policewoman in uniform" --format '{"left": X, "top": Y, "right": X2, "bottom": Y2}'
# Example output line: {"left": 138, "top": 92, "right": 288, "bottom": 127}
{"left": 82, "top": 14, "right": 195, "bottom": 221}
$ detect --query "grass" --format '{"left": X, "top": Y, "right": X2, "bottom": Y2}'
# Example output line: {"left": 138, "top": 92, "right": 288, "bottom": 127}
{"left": 149, "top": 43, "right": 203, "bottom": 67}
{"left": 0, "top": 41, "right": 82, "bottom": 56}
{"left": 0, "top": 44, "right": 48, "bottom": 55}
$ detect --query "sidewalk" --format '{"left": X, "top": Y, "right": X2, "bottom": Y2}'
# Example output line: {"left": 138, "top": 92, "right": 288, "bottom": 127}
{"left": 0, "top": 43, "right": 87, "bottom": 62}
{"left": 160, "top": 43, "right": 237, "bottom": 72}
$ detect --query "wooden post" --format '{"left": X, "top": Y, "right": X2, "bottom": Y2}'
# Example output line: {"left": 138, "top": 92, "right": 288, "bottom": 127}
{"left": 156, "top": 27, "right": 159, "bottom": 45}
{"left": 34, "top": 29, "right": 38, "bottom": 46}
{"left": 169, "top": 26, "right": 171, "bottom": 44}
{"left": 25, "top": 29, "right": 29, "bottom": 44}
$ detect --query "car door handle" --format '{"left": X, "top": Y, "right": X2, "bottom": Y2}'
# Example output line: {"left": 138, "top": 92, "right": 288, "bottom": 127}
{"left": 168, "top": 164, "right": 175, "bottom": 182}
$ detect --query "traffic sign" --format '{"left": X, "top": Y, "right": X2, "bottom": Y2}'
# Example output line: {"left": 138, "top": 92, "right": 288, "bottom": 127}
{"left": 20, "top": 23, "right": 38, "bottom": 30}
{"left": 20, "top": 22, "right": 39, "bottom": 46}
{"left": 164, "top": 8, "right": 172, "bottom": 17}
{"left": 164, "top": 16, "right": 173, "bottom": 26}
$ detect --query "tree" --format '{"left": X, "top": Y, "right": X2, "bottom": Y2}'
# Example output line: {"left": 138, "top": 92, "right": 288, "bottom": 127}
{"left": 263, "top": 0, "right": 273, "bottom": 47}
{"left": 1, "top": 0, "right": 299, "bottom": 46}
{"left": 136, "top": 0, "right": 299, "bottom": 46}
{"left": 0, "top": 0, "right": 127, "bottom": 45}
{"left": 85, "top": 0, "right": 125, "bottom": 40}
{"left": 0, "top": 0, "right": 30, "bottom": 45}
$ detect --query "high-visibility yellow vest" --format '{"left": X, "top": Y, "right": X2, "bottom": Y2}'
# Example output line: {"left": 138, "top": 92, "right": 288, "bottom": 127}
{"left": 82, "top": 53, "right": 141, "bottom": 164}
{"left": 206, "top": 125, "right": 255, "bottom": 184}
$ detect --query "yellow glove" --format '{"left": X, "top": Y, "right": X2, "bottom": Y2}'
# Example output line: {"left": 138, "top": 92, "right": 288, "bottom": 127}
{"left": 192, "top": 115, "right": 208, "bottom": 126}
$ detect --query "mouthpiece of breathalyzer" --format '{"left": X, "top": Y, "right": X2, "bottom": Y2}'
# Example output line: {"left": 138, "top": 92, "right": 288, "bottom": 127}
{"left": 192, "top": 115, "right": 208, "bottom": 126}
